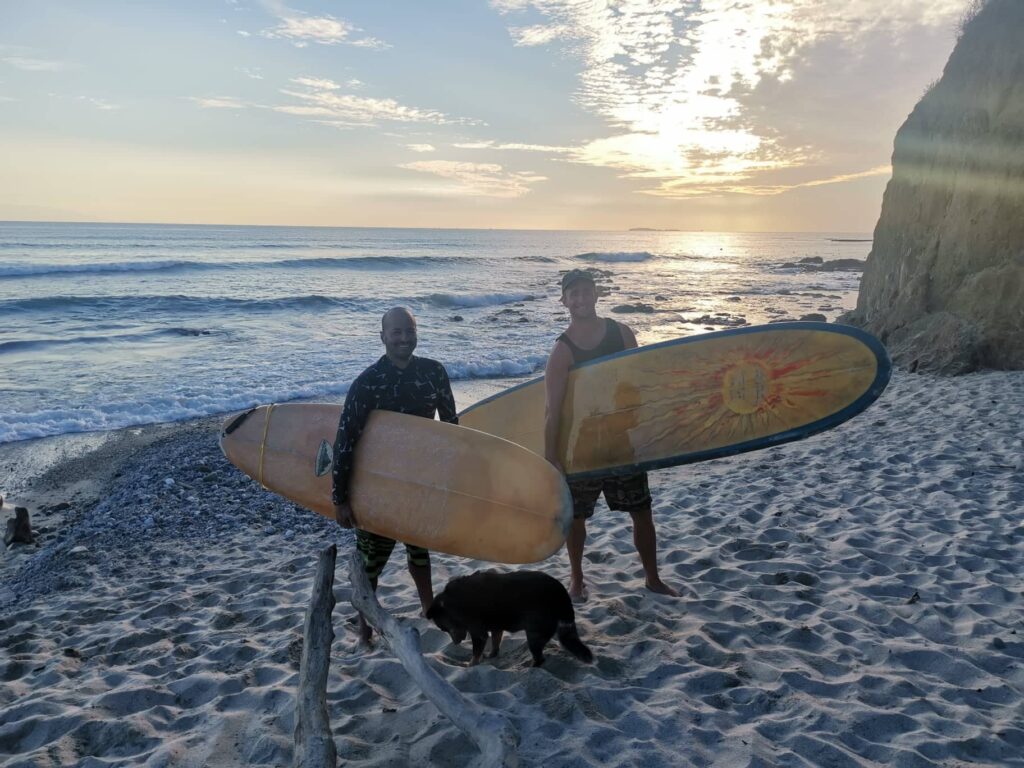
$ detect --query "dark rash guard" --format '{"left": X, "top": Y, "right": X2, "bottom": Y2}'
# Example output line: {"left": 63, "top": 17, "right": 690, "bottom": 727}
{"left": 331, "top": 355, "right": 457, "bottom": 505}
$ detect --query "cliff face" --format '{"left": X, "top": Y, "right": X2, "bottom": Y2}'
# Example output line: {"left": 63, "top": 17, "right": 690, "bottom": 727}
{"left": 842, "top": 0, "right": 1024, "bottom": 373}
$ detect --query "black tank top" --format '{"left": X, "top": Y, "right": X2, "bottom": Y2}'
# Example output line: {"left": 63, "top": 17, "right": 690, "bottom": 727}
{"left": 558, "top": 318, "right": 625, "bottom": 364}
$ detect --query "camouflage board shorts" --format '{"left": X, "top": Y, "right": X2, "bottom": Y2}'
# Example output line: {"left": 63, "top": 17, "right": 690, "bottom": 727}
{"left": 355, "top": 529, "right": 430, "bottom": 581}
{"left": 567, "top": 472, "right": 652, "bottom": 520}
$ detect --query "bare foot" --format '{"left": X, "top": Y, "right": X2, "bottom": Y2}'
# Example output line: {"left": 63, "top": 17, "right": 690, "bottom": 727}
{"left": 645, "top": 579, "right": 679, "bottom": 597}
{"left": 568, "top": 580, "right": 589, "bottom": 603}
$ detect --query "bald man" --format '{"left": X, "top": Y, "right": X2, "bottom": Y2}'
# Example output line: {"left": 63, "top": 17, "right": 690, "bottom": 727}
{"left": 331, "top": 307, "right": 458, "bottom": 645}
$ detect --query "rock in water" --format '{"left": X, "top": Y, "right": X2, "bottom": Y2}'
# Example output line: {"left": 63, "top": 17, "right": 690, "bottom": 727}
{"left": 840, "top": 0, "right": 1024, "bottom": 374}
{"left": 4, "top": 507, "right": 34, "bottom": 546}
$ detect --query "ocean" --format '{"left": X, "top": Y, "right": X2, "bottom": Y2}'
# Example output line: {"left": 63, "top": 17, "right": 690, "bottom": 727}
{"left": 0, "top": 222, "right": 870, "bottom": 445}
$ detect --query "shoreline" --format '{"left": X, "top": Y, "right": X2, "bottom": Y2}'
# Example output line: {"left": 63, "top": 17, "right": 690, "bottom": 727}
{"left": 0, "top": 374, "right": 525, "bottom": 510}
{"left": 1, "top": 369, "right": 1022, "bottom": 766}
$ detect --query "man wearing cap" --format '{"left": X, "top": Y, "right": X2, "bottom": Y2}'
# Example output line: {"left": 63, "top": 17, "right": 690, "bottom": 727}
{"left": 544, "top": 269, "right": 677, "bottom": 602}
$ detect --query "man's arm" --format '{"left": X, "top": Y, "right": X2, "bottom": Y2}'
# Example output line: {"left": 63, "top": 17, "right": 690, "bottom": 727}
{"left": 543, "top": 340, "right": 574, "bottom": 472}
{"left": 618, "top": 321, "right": 639, "bottom": 350}
{"left": 331, "top": 375, "right": 374, "bottom": 524}
{"left": 435, "top": 364, "right": 458, "bottom": 425}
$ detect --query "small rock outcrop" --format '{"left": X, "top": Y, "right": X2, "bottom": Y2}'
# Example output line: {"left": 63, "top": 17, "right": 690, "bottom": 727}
{"left": 841, "top": 0, "right": 1024, "bottom": 374}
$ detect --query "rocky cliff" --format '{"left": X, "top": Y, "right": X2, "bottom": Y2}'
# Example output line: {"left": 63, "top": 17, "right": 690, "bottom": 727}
{"left": 841, "top": 0, "right": 1024, "bottom": 373}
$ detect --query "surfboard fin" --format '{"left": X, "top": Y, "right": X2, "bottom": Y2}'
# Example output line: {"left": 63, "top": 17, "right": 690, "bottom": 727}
{"left": 314, "top": 440, "right": 334, "bottom": 477}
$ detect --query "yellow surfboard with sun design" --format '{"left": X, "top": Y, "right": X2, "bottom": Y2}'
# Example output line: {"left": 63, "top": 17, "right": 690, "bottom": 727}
{"left": 459, "top": 322, "right": 891, "bottom": 478}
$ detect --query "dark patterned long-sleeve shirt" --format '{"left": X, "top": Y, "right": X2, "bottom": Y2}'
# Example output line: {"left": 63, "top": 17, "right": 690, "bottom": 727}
{"left": 331, "top": 355, "right": 457, "bottom": 505}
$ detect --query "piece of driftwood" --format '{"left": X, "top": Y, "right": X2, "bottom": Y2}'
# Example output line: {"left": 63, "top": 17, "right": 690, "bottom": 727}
{"left": 348, "top": 550, "right": 518, "bottom": 768}
{"left": 294, "top": 544, "right": 338, "bottom": 768}
{"left": 4, "top": 507, "right": 34, "bottom": 547}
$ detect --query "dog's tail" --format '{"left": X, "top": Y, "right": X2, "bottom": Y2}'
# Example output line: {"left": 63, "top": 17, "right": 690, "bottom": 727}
{"left": 557, "top": 620, "right": 593, "bottom": 663}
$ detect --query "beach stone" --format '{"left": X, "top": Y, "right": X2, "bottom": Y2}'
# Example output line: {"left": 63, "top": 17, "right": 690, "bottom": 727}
{"left": 682, "top": 314, "right": 747, "bottom": 327}
{"left": 4, "top": 507, "right": 34, "bottom": 546}
{"left": 69, "top": 545, "right": 88, "bottom": 555}
{"left": 800, "top": 313, "right": 827, "bottom": 322}
{"left": 52, "top": 501, "right": 71, "bottom": 511}
{"left": 612, "top": 303, "right": 657, "bottom": 313}
{"left": 778, "top": 257, "right": 864, "bottom": 272}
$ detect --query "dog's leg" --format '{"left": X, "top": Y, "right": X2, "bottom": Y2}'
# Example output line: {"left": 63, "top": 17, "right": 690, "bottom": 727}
{"left": 488, "top": 630, "right": 503, "bottom": 658}
{"left": 469, "top": 633, "right": 487, "bottom": 666}
{"left": 526, "top": 631, "right": 548, "bottom": 667}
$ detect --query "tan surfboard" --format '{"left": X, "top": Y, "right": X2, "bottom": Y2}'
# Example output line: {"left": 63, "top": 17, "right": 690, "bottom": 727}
{"left": 460, "top": 322, "right": 891, "bottom": 478}
{"left": 219, "top": 404, "right": 572, "bottom": 563}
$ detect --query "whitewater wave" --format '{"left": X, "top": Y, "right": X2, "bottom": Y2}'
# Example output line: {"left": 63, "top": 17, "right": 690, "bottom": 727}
{"left": 0, "top": 327, "right": 214, "bottom": 356}
{"left": 1, "top": 294, "right": 360, "bottom": 315}
{"left": 577, "top": 251, "right": 656, "bottom": 263}
{"left": 445, "top": 354, "right": 546, "bottom": 379}
{"left": 0, "top": 240, "right": 360, "bottom": 250}
{"left": 425, "top": 292, "right": 536, "bottom": 308}
{"left": 0, "top": 353, "right": 546, "bottom": 443}
{"left": 3, "top": 290, "right": 540, "bottom": 318}
{"left": 0, "top": 254, "right": 464, "bottom": 279}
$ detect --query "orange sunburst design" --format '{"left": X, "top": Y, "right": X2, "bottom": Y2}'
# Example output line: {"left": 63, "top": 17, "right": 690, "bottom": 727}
{"left": 561, "top": 328, "right": 879, "bottom": 473}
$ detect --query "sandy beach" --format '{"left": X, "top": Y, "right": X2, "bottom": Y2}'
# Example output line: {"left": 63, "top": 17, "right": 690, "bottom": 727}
{"left": 2, "top": 369, "right": 1023, "bottom": 767}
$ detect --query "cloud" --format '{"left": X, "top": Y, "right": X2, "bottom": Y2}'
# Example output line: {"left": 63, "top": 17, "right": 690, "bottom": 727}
{"left": 494, "top": 0, "right": 964, "bottom": 197}
{"left": 191, "top": 96, "right": 247, "bottom": 109}
{"left": 454, "top": 140, "right": 572, "bottom": 154}
{"left": 400, "top": 160, "right": 546, "bottom": 198}
{"left": 237, "top": 30, "right": 251, "bottom": 37}
{"left": 645, "top": 164, "right": 893, "bottom": 198}
{"left": 509, "top": 24, "right": 571, "bottom": 46}
{"left": 261, "top": 14, "right": 389, "bottom": 49}
{"left": 237, "top": 67, "right": 263, "bottom": 79}
{"left": 276, "top": 78, "right": 478, "bottom": 127}
{"left": 490, "top": 0, "right": 533, "bottom": 12}
{"left": 3, "top": 56, "right": 70, "bottom": 72}
{"left": 77, "top": 96, "right": 118, "bottom": 111}
{"left": 407, "top": 144, "right": 436, "bottom": 153}
{"left": 291, "top": 77, "right": 340, "bottom": 90}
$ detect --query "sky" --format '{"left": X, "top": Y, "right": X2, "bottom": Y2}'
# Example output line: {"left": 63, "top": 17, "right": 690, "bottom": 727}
{"left": 0, "top": 0, "right": 970, "bottom": 231}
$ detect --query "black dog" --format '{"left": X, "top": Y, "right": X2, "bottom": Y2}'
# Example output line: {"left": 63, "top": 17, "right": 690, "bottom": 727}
{"left": 427, "top": 570, "right": 593, "bottom": 667}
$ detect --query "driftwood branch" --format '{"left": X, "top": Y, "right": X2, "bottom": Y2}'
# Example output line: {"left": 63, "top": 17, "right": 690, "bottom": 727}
{"left": 348, "top": 549, "right": 517, "bottom": 768}
{"left": 294, "top": 544, "right": 338, "bottom": 768}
